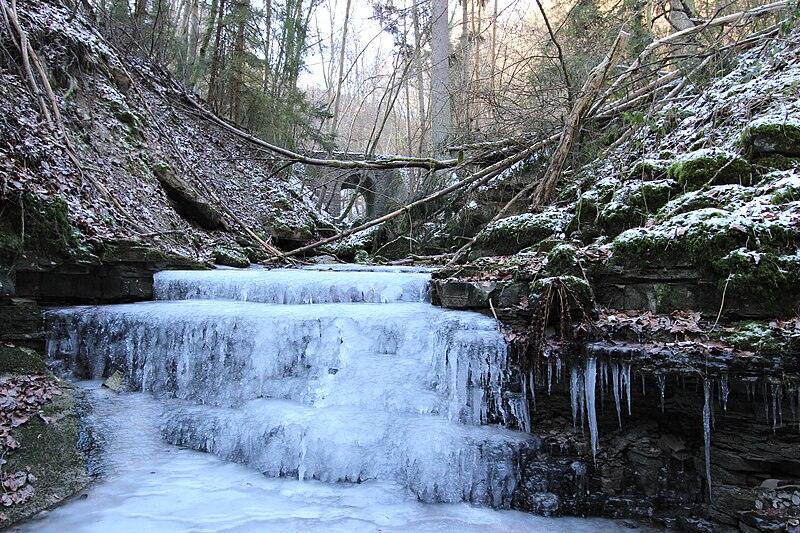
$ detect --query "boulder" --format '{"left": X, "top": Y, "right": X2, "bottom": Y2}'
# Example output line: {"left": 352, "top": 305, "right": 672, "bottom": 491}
{"left": 153, "top": 164, "right": 226, "bottom": 230}
{"left": 742, "top": 117, "right": 800, "bottom": 157}
{"left": 668, "top": 149, "right": 753, "bottom": 191}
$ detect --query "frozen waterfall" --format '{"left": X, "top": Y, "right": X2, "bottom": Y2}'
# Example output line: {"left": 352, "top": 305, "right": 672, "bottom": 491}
{"left": 45, "top": 266, "right": 535, "bottom": 508}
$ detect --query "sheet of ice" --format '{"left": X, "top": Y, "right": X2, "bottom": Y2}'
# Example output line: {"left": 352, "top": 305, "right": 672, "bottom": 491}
{"left": 46, "top": 301, "right": 507, "bottom": 424}
{"left": 161, "top": 397, "right": 537, "bottom": 506}
{"left": 154, "top": 268, "right": 431, "bottom": 304}
{"left": 19, "top": 386, "right": 640, "bottom": 533}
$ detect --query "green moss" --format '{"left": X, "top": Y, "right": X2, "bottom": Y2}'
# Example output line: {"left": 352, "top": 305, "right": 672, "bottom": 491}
{"left": 613, "top": 208, "right": 795, "bottom": 268}
{"left": 626, "top": 159, "right": 670, "bottom": 181}
{"left": 474, "top": 212, "right": 566, "bottom": 256}
{"left": 212, "top": 246, "right": 250, "bottom": 268}
{"left": 668, "top": 149, "right": 753, "bottom": 191}
{"left": 753, "top": 154, "right": 800, "bottom": 172}
{"left": 742, "top": 119, "right": 800, "bottom": 157}
{"left": 656, "top": 185, "right": 753, "bottom": 221}
{"left": 0, "top": 193, "right": 82, "bottom": 266}
{"left": 719, "top": 321, "right": 784, "bottom": 354}
{"left": 712, "top": 249, "right": 800, "bottom": 310}
{"left": 597, "top": 180, "right": 677, "bottom": 235}
{"left": 1, "top": 383, "right": 90, "bottom": 528}
{"left": 0, "top": 345, "right": 46, "bottom": 374}
{"left": 546, "top": 244, "right": 580, "bottom": 276}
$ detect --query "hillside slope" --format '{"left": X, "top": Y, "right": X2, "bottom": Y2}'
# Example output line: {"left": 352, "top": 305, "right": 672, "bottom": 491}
{"left": 0, "top": 0, "right": 328, "bottom": 269}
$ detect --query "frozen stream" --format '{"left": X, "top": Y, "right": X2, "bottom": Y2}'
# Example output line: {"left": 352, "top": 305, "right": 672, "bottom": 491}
{"left": 20, "top": 384, "right": 642, "bottom": 533}
{"left": 34, "top": 266, "right": 653, "bottom": 531}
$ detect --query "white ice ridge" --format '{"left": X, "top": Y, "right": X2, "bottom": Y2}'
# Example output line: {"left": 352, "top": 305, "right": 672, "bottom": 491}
{"left": 161, "top": 397, "right": 536, "bottom": 507}
{"left": 153, "top": 267, "right": 431, "bottom": 304}
{"left": 46, "top": 301, "right": 507, "bottom": 425}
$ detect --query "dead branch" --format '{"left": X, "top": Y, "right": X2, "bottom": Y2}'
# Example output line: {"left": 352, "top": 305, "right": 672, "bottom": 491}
{"left": 533, "top": 0, "right": 573, "bottom": 105}
{"left": 531, "top": 29, "right": 630, "bottom": 208}
{"left": 589, "top": 1, "right": 790, "bottom": 117}
{"left": 277, "top": 136, "right": 558, "bottom": 259}
{"left": 179, "top": 92, "right": 461, "bottom": 172}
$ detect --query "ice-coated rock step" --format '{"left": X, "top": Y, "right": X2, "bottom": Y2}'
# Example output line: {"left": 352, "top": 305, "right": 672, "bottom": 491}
{"left": 161, "top": 396, "right": 540, "bottom": 508}
{"left": 154, "top": 268, "right": 431, "bottom": 304}
{"left": 46, "top": 300, "right": 509, "bottom": 423}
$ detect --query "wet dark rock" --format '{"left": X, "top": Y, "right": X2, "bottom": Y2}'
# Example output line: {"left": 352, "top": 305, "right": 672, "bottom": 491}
{"left": 212, "top": 246, "right": 250, "bottom": 268}
{"left": 153, "top": 164, "right": 226, "bottom": 230}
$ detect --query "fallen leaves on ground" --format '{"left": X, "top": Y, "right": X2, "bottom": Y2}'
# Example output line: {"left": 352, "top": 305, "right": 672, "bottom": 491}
{"left": 0, "top": 374, "right": 63, "bottom": 510}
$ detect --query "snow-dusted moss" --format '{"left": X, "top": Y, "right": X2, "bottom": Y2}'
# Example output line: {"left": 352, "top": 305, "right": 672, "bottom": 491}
{"left": 656, "top": 184, "right": 753, "bottom": 221}
{"left": 474, "top": 211, "right": 568, "bottom": 256}
{"left": 597, "top": 179, "right": 678, "bottom": 235}
{"left": 546, "top": 244, "right": 580, "bottom": 276}
{"left": 742, "top": 116, "right": 800, "bottom": 157}
{"left": 213, "top": 246, "right": 250, "bottom": 268}
{"left": 713, "top": 247, "right": 800, "bottom": 304}
{"left": 626, "top": 158, "right": 670, "bottom": 181}
{"left": 668, "top": 149, "right": 753, "bottom": 191}
{"left": 613, "top": 204, "right": 798, "bottom": 268}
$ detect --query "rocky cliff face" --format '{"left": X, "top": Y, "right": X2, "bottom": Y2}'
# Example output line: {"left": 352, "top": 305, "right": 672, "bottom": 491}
{"left": 430, "top": 25, "right": 800, "bottom": 533}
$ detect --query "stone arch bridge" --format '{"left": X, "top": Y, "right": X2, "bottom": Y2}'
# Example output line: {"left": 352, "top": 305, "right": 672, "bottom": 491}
{"left": 303, "top": 152, "right": 407, "bottom": 220}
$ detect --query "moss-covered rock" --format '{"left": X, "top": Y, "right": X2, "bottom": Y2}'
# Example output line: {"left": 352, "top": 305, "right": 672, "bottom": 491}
{"left": 656, "top": 185, "right": 753, "bottom": 221}
{"left": 752, "top": 154, "right": 800, "bottom": 172}
{"left": 626, "top": 158, "right": 670, "bottom": 181}
{"left": 546, "top": 244, "right": 580, "bottom": 277}
{"left": 474, "top": 211, "right": 568, "bottom": 256}
{"left": 718, "top": 321, "right": 785, "bottom": 355}
{"left": 668, "top": 149, "right": 753, "bottom": 191}
{"left": 742, "top": 117, "right": 800, "bottom": 157}
{"left": 597, "top": 180, "right": 678, "bottom": 235}
{"left": 613, "top": 207, "right": 796, "bottom": 266}
{"left": 0, "top": 344, "right": 46, "bottom": 374}
{"left": 212, "top": 246, "right": 250, "bottom": 268}
{"left": 0, "top": 193, "right": 83, "bottom": 267}
{"left": 712, "top": 248, "right": 800, "bottom": 313}
{"left": 0, "top": 382, "right": 90, "bottom": 528}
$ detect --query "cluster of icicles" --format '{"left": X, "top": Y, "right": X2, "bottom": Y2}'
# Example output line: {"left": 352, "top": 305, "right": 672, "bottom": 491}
{"left": 522, "top": 353, "right": 800, "bottom": 500}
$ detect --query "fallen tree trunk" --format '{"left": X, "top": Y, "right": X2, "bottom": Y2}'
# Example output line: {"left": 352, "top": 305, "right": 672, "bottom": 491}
{"left": 531, "top": 29, "right": 630, "bottom": 208}
{"left": 277, "top": 136, "right": 558, "bottom": 259}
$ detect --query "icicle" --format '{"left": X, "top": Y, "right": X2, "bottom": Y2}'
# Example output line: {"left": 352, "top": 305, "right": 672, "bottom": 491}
{"left": 790, "top": 386, "right": 798, "bottom": 430}
{"left": 612, "top": 363, "right": 622, "bottom": 429}
{"left": 584, "top": 357, "right": 598, "bottom": 462}
{"left": 710, "top": 380, "right": 715, "bottom": 430}
{"left": 703, "top": 378, "right": 712, "bottom": 502}
{"left": 623, "top": 363, "right": 631, "bottom": 416}
{"left": 556, "top": 357, "right": 562, "bottom": 384}
{"left": 764, "top": 380, "right": 770, "bottom": 422}
{"left": 771, "top": 383, "right": 781, "bottom": 431}
{"left": 641, "top": 373, "right": 646, "bottom": 396}
{"left": 548, "top": 359, "right": 553, "bottom": 396}
{"left": 570, "top": 365, "right": 579, "bottom": 430}
{"left": 530, "top": 368, "right": 536, "bottom": 412}
{"left": 657, "top": 374, "right": 666, "bottom": 413}
{"left": 578, "top": 367, "right": 586, "bottom": 434}
{"left": 720, "top": 374, "right": 729, "bottom": 414}
{"left": 519, "top": 373, "right": 531, "bottom": 433}
{"left": 599, "top": 361, "right": 605, "bottom": 416}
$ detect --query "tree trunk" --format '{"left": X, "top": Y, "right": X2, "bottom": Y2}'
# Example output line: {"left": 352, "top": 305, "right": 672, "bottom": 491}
{"left": 207, "top": 0, "right": 227, "bottom": 112}
{"left": 430, "top": 0, "right": 451, "bottom": 155}
{"left": 329, "top": 0, "right": 352, "bottom": 143}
